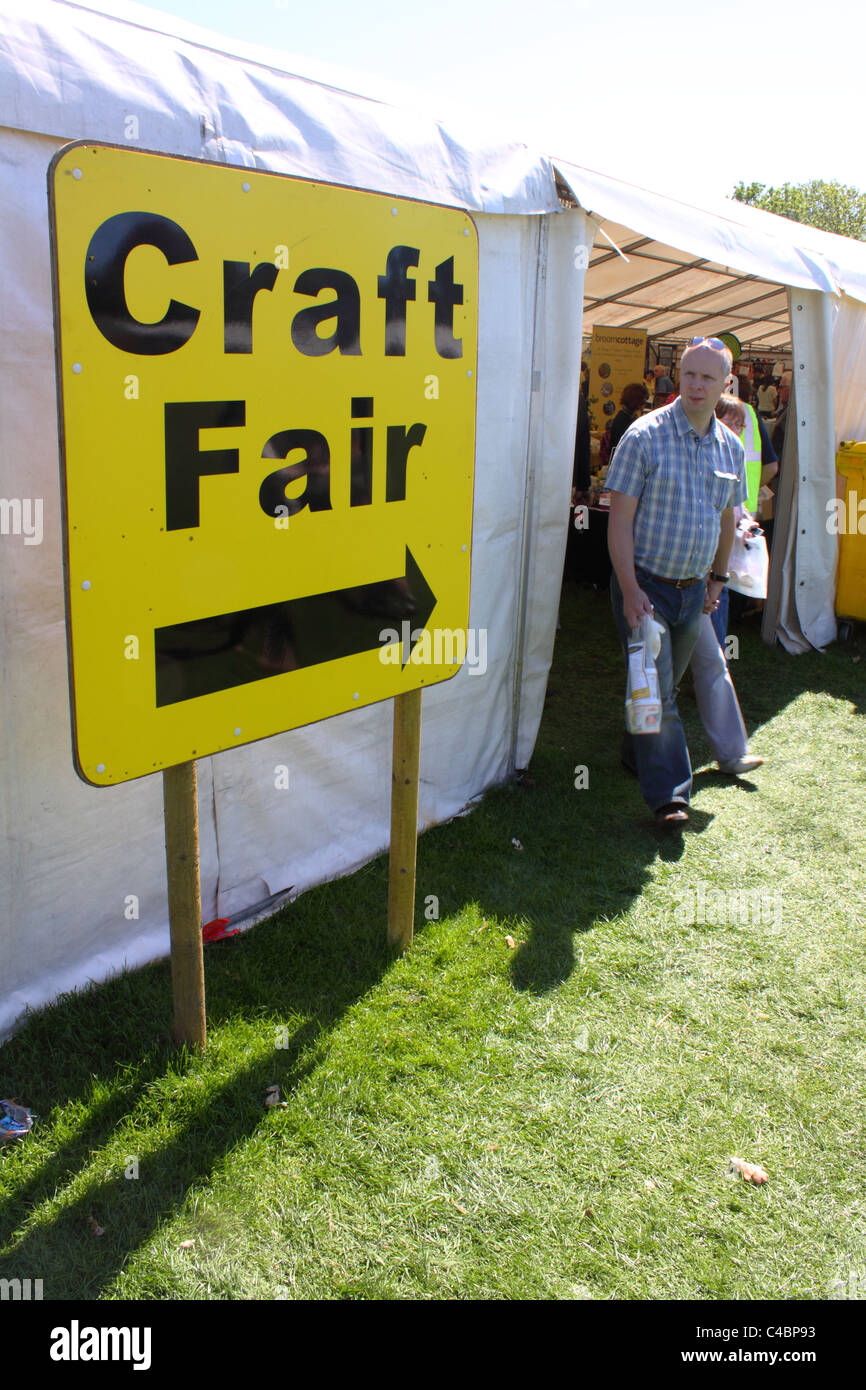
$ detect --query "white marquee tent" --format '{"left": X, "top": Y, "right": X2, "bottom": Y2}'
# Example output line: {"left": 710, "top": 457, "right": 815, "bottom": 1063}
{"left": 2, "top": 0, "right": 865, "bottom": 1038}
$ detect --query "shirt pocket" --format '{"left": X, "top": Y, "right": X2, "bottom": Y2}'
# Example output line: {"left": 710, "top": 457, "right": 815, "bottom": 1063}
{"left": 709, "top": 469, "right": 739, "bottom": 511}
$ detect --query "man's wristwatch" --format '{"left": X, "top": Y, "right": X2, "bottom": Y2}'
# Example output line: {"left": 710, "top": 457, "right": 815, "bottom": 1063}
{"left": 709, "top": 571, "right": 730, "bottom": 585}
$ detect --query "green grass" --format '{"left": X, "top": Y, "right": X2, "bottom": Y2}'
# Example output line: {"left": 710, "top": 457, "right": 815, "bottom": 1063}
{"left": 1, "top": 582, "right": 865, "bottom": 1300}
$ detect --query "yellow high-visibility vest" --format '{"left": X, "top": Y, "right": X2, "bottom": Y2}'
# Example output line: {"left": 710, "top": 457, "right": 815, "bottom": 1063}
{"left": 740, "top": 403, "right": 762, "bottom": 513}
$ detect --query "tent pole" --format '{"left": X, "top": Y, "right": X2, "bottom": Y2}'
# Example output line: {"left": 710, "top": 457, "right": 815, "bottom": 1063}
{"left": 508, "top": 214, "right": 549, "bottom": 776}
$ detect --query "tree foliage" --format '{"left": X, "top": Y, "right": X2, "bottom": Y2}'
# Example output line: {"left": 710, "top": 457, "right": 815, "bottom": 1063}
{"left": 732, "top": 178, "right": 866, "bottom": 241}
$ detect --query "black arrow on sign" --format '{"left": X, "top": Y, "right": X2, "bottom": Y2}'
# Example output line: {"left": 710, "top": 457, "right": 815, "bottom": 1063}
{"left": 154, "top": 546, "right": 437, "bottom": 707}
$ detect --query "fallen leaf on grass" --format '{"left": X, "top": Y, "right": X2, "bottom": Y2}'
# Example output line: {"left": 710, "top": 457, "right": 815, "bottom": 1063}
{"left": 504, "top": 935, "right": 516, "bottom": 949}
{"left": 87, "top": 1216, "right": 104, "bottom": 1237}
{"left": 511, "top": 838, "right": 523, "bottom": 851}
{"left": 265, "top": 1085, "right": 288, "bottom": 1109}
{"left": 450, "top": 1200, "right": 467, "bottom": 1215}
{"left": 485, "top": 1143, "right": 498, "bottom": 1152}
{"left": 178, "top": 1240, "right": 196, "bottom": 1250}
{"left": 644, "top": 1179, "right": 657, "bottom": 1192}
{"left": 727, "top": 1155, "right": 768, "bottom": 1184}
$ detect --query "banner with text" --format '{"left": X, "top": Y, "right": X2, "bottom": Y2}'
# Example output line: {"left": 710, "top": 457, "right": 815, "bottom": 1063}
{"left": 587, "top": 326, "right": 647, "bottom": 437}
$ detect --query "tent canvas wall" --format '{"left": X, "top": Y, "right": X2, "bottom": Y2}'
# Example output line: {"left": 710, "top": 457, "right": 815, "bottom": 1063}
{"left": 0, "top": 0, "right": 587, "bottom": 1038}
{"left": 2, "top": 0, "right": 865, "bottom": 1039}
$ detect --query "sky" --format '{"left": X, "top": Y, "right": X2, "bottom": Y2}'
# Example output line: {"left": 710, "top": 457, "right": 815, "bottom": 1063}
{"left": 64, "top": 0, "right": 866, "bottom": 206}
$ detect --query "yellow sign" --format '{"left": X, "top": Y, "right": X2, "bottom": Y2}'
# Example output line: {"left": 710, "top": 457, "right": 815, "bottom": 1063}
{"left": 587, "top": 326, "right": 647, "bottom": 435}
{"left": 50, "top": 144, "right": 477, "bottom": 785}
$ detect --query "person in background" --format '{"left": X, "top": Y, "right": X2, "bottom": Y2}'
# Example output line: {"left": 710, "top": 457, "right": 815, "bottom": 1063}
{"left": 609, "top": 381, "right": 650, "bottom": 458}
{"left": 770, "top": 399, "right": 788, "bottom": 460}
{"left": 562, "top": 388, "right": 591, "bottom": 624}
{"left": 652, "top": 361, "right": 675, "bottom": 408}
{"left": 644, "top": 368, "right": 657, "bottom": 405}
{"left": 687, "top": 393, "right": 764, "bottom": 777}
{"left": 572, "top": 388, "right": 591, "bottom": 507}
{"left": 732, "top": 376, "right": 778, "bottom": 595}
{"left": 756, "top": 375, "right": 778, "bottom": 419}
{"left": 758, "top": 396, "right": 787, "bottom": 557}
{"left": 735, "top": 377, "right": 777, "bottom": 511}
{"left": 717, "top": 395, "right": 745, "bottom": 429}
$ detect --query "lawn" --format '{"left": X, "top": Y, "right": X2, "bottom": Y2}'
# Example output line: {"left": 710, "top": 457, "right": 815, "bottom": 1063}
{"left": 1, "top": 581, "right": 865, "bottom": 1301}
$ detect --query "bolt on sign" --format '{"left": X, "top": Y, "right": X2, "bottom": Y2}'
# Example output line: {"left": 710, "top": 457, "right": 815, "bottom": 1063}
{"left": 49, "top": 144, "right": 478, "bottom": 785}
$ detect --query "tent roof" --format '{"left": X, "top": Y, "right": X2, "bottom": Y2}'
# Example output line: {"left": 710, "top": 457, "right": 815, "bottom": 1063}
{"left": 556, "top": 159, "right": 866, "bottom": 353}
{"left": 582, "top": 219, "right": 793, "bottom": 352}
{"left": 1, "top": 0, "right": 562, "bottom": 216}
{"left": 6, "top": 2, "right": 866, "bottom": 353}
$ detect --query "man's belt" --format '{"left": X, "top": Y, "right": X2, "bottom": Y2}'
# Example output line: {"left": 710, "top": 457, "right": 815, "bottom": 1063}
{"left": 640, "top": 571, "right": 705, "bottom": 589}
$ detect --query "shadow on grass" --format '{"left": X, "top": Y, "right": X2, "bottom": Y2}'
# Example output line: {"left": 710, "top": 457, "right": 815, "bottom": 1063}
{"left": 490, "top": 576, "right": 866, "bottom": 995}
{"left": 0, "top": 583, "right": 680, "bottom": 1296}
{"left": 3, "top": 579, "right": 856, "bottom": 1296}
{"left": 412, "top": 746, "right": 692, "bottom": 997}
{"left": 0, "top": 875, "right": 394, "bottom": 1299}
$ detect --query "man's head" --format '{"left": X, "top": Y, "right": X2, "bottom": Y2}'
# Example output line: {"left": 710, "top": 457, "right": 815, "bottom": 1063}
{"left": 681, "top": 336, "right": 734, "bottom": 378}
{"left": 679, "top": 339, "right": 733, "bottom": 417}
{"left": 653, "top": 364, "right": 666, "bottom": 379}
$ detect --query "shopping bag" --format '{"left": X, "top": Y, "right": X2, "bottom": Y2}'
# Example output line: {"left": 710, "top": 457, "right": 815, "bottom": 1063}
{"left": 728, "top": 524, "right": 769, "bottom": 598}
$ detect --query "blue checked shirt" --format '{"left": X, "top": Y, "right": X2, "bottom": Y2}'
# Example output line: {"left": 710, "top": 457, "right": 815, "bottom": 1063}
{"left": 605, "top": 398, "right": 746, "bottom": 579}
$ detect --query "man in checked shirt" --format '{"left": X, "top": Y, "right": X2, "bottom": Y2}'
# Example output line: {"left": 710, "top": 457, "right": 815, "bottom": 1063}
{"left": 605, "top": 338, "right": 746, "bottom": 828}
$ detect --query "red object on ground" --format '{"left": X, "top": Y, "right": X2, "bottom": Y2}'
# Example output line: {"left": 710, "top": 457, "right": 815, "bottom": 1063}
{"left": 202, "top": 918, "right": 240, "bottom": 943}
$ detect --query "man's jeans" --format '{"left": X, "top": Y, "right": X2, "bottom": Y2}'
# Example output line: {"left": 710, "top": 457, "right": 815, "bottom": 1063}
{"left": 690, "top": 612, "right": 748, "bottom": 768}
{"left": 710, "top": 584, "right": 729, "bottom": 650}
{"left": 610, "top": 566, "right": 706, "bottom": 811}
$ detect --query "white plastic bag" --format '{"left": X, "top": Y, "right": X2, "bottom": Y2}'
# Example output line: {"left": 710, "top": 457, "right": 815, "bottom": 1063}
{"left": 625, "top": 616, "right": 663, "bottom": 734}
{"left": 728, "top": 523, "right": 769, "bottom": 598}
